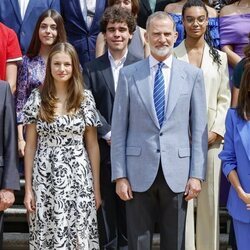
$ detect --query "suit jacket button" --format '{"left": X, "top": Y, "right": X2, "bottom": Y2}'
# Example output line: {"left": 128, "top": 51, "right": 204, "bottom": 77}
{"left": 157, "top": 149, "right": 160, "bottom": 153}
{"left": 160, "top": 132, "right": 163, "bottom": 136}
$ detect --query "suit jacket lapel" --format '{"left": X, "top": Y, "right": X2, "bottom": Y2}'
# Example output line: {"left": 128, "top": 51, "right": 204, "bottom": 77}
{"left": 237, "top": 119, "right": 250, "bottom": 160}
{"left": 124, "top": 52, "right": 137, "bottom": 66}
{"left": 100, "top": 53, "right": 115, "bottom": 97}
{"left": 72, "top": 0, "right": 88, "bottom": 30}
{"left": 10, "top": 0, "right": 22, "bottom": 24}
{"left": 200, "top": 43, "right": 210, "bottom": 76}
{"left": 134, "top": 58, "right": 160, "bottom": 128}
{"left": 89, "top": 0, "right": 103, "bottom": 31}
{"left": 22, "top": 0, "right": 36, "bottom": 24}
{"left": 174, "top": 41, "right": 189, "bottom": 62}
{"left": 141, "top": 0, "right": 152, "bottom": 14}
{"left": 165, "top": 58, "right": 186, "bottom": 122}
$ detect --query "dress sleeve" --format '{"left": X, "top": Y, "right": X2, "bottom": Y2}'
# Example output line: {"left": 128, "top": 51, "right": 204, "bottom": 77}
{"left": 16, "top": 56, "right": 29, "bottom": 124}
{"left": 22, "top": 89, "right": 40, "bottom": 124}
{"left": 83, "top": 90, "right": 102, "bottom": 127}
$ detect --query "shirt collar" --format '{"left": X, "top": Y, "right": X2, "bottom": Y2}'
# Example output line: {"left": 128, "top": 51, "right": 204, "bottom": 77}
{"left": 108, "top": 49, "right": 128, "bottom": 67}
{"left": 149, "top": 54, "right": 173, "bottom": 69}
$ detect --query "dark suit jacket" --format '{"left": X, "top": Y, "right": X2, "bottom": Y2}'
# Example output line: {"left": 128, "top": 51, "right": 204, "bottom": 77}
{"left": 61, "top": 0, "right": 107, "bottom": 67}
{"left": 137, "top": 0, "right": 178, "bottom": 28}
{"left": 83, "top": 52, "right": 139, "bottom": 161}
{"left": 0, "top": 82, "right": 19, "bottom": 191}
{"left": 0, "top": 0, "right": 60, "bottom": 54}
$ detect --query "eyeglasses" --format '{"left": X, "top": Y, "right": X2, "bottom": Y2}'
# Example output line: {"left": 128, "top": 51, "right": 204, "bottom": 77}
{"left": 184, "top": 16, "right": 207, "bottom": 25}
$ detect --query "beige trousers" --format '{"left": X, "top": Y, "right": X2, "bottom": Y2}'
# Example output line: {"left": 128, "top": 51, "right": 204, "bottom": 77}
{"left": 185, "top": 143, "right": 222, "bottom": 250}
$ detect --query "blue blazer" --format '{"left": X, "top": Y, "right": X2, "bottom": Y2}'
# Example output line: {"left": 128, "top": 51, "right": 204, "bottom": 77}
{"left": 0, "top": 0, "right": 60, "bottom": 54}
{"left": 219, "top": 108, "right": 250, "bottom": 223}
{"left": 61, "top": 0, "right": 107, "bottom": 67}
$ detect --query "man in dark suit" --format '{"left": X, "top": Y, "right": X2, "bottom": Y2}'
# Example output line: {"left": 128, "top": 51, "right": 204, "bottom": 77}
{"left": 83, "top": 6, "right": 139, "bottom": 250}
{"left": 61, "top": 0, "right": 107, "bottom": 67}
{"left": 0, "top": 81, "right": 20, "bottom": 247}
{"left": 137, "top": 0, "right": 178, "bottom": 28}
{"left": 0, "top": 0, "right": 60, "bottom": 54}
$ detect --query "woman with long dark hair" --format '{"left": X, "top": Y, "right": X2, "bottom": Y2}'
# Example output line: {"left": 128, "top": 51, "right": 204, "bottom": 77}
{"left": 174, "top": 0, "right": 231, "bottom": 249}
{"left": 16, "top": 9, "right": 66, "bottom": 159}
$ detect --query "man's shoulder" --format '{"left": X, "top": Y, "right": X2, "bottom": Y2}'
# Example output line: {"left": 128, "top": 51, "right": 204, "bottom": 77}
{"left": 125, "top": 52, "right": 141, "bottom": 65}
{"left": 84, "top": 53, "right": 109, "bottom": 71}
{"left": 122, "top": 58, "right": 148, "bottom": 75}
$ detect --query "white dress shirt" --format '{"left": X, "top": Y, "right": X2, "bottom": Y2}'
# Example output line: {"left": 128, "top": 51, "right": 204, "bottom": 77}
{"left": 102, "top": 50, "right": 128, "bottom": 141}
{"left": 79, "top": 0, "right": 96, "bottom": 28}
{"left": 18, "top": 0, "right": 30, "bottom": 20}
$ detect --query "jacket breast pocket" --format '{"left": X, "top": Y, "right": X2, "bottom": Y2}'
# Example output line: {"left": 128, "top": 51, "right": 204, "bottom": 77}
{"left": 178, "top": 148, "right": 190, "bottom": 158}
{"left": 126, "top": 146, "right": 141, "bottom": 156}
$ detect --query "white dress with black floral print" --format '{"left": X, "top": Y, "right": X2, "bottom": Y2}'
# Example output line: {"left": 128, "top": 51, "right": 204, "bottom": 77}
{"left": 23, "top": 89, "right": 100, "bottom": 250}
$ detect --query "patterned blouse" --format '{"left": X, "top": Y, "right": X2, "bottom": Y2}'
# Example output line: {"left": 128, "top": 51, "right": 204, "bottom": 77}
{"left": 16, "top": 55, "right": 46, "bottom": 124}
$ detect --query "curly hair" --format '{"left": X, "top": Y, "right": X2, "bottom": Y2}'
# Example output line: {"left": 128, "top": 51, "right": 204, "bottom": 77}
{"left": 100, "top": 6, "right": 136, "bottom": 34}
{"left": 182, "top": 0, "right": 221, "bottom": 67}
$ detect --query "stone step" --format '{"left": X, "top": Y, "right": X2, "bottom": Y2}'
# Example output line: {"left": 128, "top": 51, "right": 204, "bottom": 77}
{"left": 152, "top": 233, "right": 229, "bottom": 249}
{"left": 2, "top": 232, "right": 229, "bottom": 250}
{"left": 4, "top": 206, "right": 28, "bottom": 233}
{"left": 4, "top": 206, "right": 27, "bottom": 222}
{"left": 14, "top": 179, "right": 25, "bottom": 205}
{"left": 3, "top": 233, "right": 29, "bottom": 250}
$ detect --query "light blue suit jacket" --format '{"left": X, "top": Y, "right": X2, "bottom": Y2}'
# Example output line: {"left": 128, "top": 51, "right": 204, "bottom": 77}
{"left": 219, "top": 108, "right": 250, "bottom": 223}
{"left": 111, "top": 57, "right": 208, "bottom": 193}
{"left": 0, "top": 0, "right": 60, "bottom": 54}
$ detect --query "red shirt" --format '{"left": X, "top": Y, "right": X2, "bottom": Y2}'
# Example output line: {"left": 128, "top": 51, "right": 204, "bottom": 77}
{"left": 0, "top": 22, "right": 22, "bottom": 80}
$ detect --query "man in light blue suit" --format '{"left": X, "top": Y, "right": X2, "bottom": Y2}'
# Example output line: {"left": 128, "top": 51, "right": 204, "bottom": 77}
{"left": 111, "top": 12, "right": 208, "bottom": 250}
{"left": 0, "top": 0, "right": 60, "bottom": 54}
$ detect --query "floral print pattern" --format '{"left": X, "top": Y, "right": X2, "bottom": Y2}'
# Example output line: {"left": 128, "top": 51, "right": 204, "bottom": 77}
{"left": 23, "top": 89, "right": 101, "bottom": 250}
{"left": 16, "top": 55, "right": 46, "bottom": 123}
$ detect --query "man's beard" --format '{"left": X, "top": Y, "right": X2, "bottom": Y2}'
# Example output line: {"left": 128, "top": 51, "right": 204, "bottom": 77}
{"left": 150, "top": 45, "right": 173, "bottom": 58}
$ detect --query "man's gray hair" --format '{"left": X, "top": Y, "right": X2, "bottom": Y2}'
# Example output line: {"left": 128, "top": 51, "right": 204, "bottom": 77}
{"left": 146, "top": 11, "right": 176, "bottom": 32}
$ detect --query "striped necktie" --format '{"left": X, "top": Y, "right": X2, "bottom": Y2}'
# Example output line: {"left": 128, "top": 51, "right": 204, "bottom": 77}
{"left": 153, "top": 62, "right": 165, "bottom": 127}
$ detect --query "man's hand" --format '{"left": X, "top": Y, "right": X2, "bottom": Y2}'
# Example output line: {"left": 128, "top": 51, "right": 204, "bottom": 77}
{"left": 184, "top": 178, "right": 202, "bottom": 201}
{"left": 116, "top": 178, "right": 133, "bottom": 201}
{"left": 208, "top": 132, "right": 222, "bottom": 145}
{"left": 106, "top": 139, "right": 111, "bottom": 146}
{"left": 0, "top": 189, "right": 15, "bottom": 211}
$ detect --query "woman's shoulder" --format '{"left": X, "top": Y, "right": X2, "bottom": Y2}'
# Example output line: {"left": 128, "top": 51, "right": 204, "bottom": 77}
{"left": 227, "top": 108, "right": 239, "bottom": 122}
{"left": 219, "top": 2, "right": 248, "bottom": 17}
{"left": 164, "top": 3, "right": 182, "bottom": 14}
{"left": 206, "top": 5, "right": 218, "bottom": 18}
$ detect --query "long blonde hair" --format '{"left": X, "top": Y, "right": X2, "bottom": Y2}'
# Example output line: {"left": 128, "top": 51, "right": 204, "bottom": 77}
{"left": 39, "top": 42, "right": 84, "bottom": 123}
